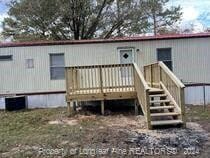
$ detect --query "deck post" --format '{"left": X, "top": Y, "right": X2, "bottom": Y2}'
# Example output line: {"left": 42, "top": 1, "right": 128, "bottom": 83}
{"left": 101, "top": 100, "right": 105, "bottom": 115}
{"left": 67, "top": 101, "right": 76, "bottom": 116}
{"left": 134, "top": 99, "right": 139, "bottom": 115}
{"left": 67, "top": 102, "right": 71, "bottom": 116}
{"left": 180, "top": 88, "right": 186, "bottom": 127}
{"left": 99, "top": 67, "right": 103, "bottom": 93}
{"left": 73, "top": 101, "right": 77, "bottom": 111}
{"left": 145, "top": 89, "right": 152, "bottom": 130}
{"left": 150, "top": 65, "right": 153, "bottom": 87}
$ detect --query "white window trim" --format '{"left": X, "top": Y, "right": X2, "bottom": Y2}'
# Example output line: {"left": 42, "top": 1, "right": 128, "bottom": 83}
{"left": 49, "top": 53, "right": 65, "bottom": 80}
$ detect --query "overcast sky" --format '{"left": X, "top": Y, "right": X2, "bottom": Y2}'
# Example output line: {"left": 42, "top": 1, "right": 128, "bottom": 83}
{"left": 0, "top": 0, "right": 210, "bottom": 33}
{"left": 167, "top": 0, "right": 210, "bottom": 32}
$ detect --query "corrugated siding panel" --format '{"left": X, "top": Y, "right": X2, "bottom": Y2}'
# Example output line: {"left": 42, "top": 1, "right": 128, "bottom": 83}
{"left": 185, "top": 87, "right": 204, "bottom": 105}
{"left": 0, "top": 98, "right": 5, "bottom": 109}
{"left": 0, "top": 37, "right": 210, "bottom": 94}
{"left": 185, "top": 86, "right": 210, "bottom": 105}
{"left": 28, "top": 94, "right": 66, "bottom": 108}
{"left": 205, "top": 86, "right": 210, "bottom": 105}
{"left": 0, "top": 46, "right": 65, "bottom": 93}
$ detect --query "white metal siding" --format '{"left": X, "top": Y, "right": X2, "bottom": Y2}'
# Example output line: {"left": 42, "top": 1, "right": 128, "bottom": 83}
{"left": 0, "top": 37, "right": 210, "bottom": 94}
{"left": 185, "top": 86, "right": 210, "bottom": 105}
{"left": 0, "top": 98, "right": 5, "bottom": 109}
{"left": 205, "top": 86, "right": 210, "bottom": 104}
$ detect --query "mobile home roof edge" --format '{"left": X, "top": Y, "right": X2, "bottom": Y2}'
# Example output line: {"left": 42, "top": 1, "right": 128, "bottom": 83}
{"left": 1, "top": 33, "right": 210, "bottom": 48}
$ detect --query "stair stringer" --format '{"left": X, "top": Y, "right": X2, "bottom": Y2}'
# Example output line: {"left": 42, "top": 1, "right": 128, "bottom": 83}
{"left": 160, "top": 82, "right": 181, "bottom": 114}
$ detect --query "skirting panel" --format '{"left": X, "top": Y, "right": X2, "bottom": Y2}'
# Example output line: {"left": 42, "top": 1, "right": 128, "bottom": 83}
{"left": 0, "top": 93, "right": 66, "bottom": 109}
{"left": 185, "top": 85, "right": 210, "bottom": 105}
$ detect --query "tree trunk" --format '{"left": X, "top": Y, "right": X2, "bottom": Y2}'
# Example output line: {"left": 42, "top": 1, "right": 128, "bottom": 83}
{"left": 153, "top": 14, "right": 157, "bottom": 35}
{"left": 116, "top": 0, "right": 121, "bottom": 37}
{"left": 84, "top": 0, "right": 107, "bottom": 39}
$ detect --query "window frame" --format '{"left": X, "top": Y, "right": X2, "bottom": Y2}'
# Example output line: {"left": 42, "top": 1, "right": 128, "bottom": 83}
{"left": 49, "top": 53, "right": 65, "bottom": 80}
{"left": 156, "top": 48, "right": 173, "bottom": 71}
{"left": 0, "top": 55, "right": 13, "bottom": 61}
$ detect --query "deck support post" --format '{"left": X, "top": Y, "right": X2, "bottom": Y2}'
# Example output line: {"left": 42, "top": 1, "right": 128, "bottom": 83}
{"left": 134, "top": 99, "right": 139, "bottom": 115}
{"left": 67, "top": 101, "right": 76, "bottom": 116}
{"left": 101, "top": 100, "right": 105, "bottom": 115}
{"left": 145, "top": 90, "right": 152, "bottom": 130}
{"left": 73, "top": 101, "right": 77, "bottom": 111}
{"left": 67, "top": 102, "right": 71, "bottom": 116}
{"left": 180, "top": 88, "right": 186, "bottom": 128}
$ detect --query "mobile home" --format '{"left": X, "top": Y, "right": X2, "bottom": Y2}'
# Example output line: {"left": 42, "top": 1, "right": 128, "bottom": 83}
{"left": 0, "top": 33, "right": 210, "bottom": 109}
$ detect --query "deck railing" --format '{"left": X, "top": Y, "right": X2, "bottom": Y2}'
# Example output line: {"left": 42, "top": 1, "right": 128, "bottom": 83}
{"left": 144, "top": 62, "right": 186, "bottom": 122}
{"left": 144, "top": 62, "right": 160, "bottom": 87}
{"left": 65, "top": 63, "right": 135, "bottom": 95}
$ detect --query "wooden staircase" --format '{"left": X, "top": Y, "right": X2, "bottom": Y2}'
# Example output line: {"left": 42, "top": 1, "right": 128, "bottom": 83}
{"left": 148, "top": 88, "right": 183, "bottom": 127}
{"left": 65, "top": 62, "right": 186, "bottom": 130}
{"left": 143, "top": 62, "right": 186, "bottom": 129}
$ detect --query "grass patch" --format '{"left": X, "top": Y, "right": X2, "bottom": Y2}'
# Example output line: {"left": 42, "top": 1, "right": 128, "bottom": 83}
{"left": 186, "top": 105, "right": 210, "bottom": 122}
{"left": 0, "top": 108, "right": 101, "bottom": 157}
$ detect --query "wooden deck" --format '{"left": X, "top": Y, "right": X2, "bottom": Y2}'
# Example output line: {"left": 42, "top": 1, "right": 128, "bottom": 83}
{"left": 65, "top": 62, "right": 186, "bottom": 129}
{"left": 67, "top": 87, "right": 136, "bottom": 101}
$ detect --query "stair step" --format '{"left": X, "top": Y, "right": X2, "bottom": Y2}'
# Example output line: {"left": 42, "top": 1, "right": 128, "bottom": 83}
{"left": 149, "top": 94, "right": 167, "bottom": 98}
{"left": 151, "top": 120, "right": 183, "bottom": 126}
{"left": 150, "top": 100, "right": 170, "bottom": 104}
{"left": 151, "top": 112, "right": 180, "bottom": 117}
{"left": 150, "top": 106, "right": 175, "bottom": 110}
{"left": 149, "top": 88, "right": 164, "bottom": 93}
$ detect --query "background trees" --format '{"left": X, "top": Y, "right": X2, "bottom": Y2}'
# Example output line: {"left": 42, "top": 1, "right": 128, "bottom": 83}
{"left": 141, "top": 0, "right": 182, "bottom": 35}
{"left": 1, "top": 0, "right": 182, "bottom": 41}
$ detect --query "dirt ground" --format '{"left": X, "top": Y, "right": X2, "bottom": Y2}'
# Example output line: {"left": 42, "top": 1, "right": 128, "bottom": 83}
{"left": 0, "top": 105, "right": 210, "bottom": 158}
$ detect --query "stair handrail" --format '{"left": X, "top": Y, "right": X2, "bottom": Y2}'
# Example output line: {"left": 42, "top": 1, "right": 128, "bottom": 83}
{"left": 159, "top": 61, "right": 185, "bottom": 88}
{"left": 158, "top": 61, "right": 186, "bottom": 125}
{"left": 133, "top": 63, "right": 151, "bottom": 129}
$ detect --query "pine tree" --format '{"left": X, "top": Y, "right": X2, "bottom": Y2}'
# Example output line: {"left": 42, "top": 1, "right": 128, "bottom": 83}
{"left": 141, "top": 0, "right": 182, "bottom": 35}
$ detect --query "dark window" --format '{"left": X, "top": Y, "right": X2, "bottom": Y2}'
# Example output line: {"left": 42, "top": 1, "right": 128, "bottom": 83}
{"left": 50, "top": 54, "right": 65, "bottom": 80}
{"left": 0, "top": 55, "right": 13, "bottom": 61}
{"left": 157, "top": 48, "right": 172, "bottom": 70}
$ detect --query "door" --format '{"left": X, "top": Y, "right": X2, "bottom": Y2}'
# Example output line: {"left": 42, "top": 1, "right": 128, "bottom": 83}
{"left": 119, "top": 48, "right": 134, "bottom": 77}
{"left": 120, "top": 49, "right": 134, "bottom": 64}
